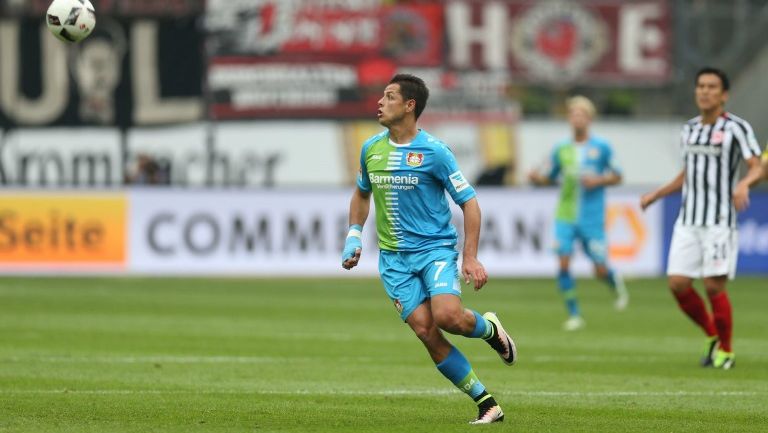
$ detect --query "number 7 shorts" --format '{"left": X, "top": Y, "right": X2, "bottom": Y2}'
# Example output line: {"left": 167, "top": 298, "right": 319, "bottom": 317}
{"left": 379, "top": 247, "right": 462, "bottom": 321}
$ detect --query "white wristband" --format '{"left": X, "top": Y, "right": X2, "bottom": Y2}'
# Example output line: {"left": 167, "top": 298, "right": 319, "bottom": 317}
{"left": 347, "top": 228, "right": 362, "bottom": 239}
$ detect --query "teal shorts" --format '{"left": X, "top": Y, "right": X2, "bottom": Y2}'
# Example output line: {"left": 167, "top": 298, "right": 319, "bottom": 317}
{"left": 554, "top": 220, "right": 607, "bottom": 264}
{"left": 378, "top": 247, "right": 462, "bottom": 321}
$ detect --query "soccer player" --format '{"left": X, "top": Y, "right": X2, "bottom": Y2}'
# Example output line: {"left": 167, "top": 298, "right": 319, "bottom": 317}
{"left": 640, "top": 67, "right": 763, "bottom": 370}
{"left": 528, "top": 96, "right": 629, "bottom": 331}
{"left": 341, "top": 74, "right": 516, "bottom": 424}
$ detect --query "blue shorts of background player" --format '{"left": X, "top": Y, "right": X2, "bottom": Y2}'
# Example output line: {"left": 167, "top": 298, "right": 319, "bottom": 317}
{"left": 553, "top": 220, "right": 629, "bottom": 330}
{"left": 554, "top": 221, "right": 608, "bottom": 264}
{"left": 379, "top": 247, "right": 462, "bottom": 321}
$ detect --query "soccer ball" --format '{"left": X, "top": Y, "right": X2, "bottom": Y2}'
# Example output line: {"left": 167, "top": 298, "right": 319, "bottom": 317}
{"left": 46, "top": 0, "right": 96, "bottom": 43}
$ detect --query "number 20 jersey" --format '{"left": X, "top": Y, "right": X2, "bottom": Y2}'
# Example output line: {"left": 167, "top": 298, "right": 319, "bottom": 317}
{"left": 357, "top": 129, "right": 476, "bottom": 252}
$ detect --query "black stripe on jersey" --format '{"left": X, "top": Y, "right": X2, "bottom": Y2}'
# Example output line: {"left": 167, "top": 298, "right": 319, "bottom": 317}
{"left": 690, "top": 153, "right": 699, "bottom": 225}
{"left": 679, "top": 122, "right": 694, "bottom": 224}
{"left": 728, "top": 132, "right": 739, "bottom": 227}
{"left": 686, "top": 123, "right": 704, "bottom": 225}
{"left": 700, "top": 124, "right": 714, "bottom": 225}
{"left": 713, "top": 117, "right": 725, "bottom": 225}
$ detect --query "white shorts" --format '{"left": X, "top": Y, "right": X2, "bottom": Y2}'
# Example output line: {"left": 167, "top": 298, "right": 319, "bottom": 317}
{"left": 667, "top": 223, "right": 738, "bottom": 279}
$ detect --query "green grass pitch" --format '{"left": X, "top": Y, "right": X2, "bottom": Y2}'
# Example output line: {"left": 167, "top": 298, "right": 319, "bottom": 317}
{"left": 1, "top": 276, "right": 767, "bottom": 432}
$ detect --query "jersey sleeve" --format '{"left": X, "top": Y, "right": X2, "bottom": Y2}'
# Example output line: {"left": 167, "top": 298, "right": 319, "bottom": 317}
{"left": 731, "top": 120, "right": 762, "bottom": 159}
{"left": 603, "top": 143, "right": 622, "bottom": 175}
{"left": 356, "top": 145, "right": 372, "bottom": 192}
{"left": 679, "top": 124, "right": 689, "bottom": 168}
{"left": 436, "top": 145, "right": 476, "bottom": 205}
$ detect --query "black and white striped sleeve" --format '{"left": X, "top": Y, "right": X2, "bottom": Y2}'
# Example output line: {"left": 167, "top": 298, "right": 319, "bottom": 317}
{"left": 730, "top": 118, "right": 762, "bottom": 159}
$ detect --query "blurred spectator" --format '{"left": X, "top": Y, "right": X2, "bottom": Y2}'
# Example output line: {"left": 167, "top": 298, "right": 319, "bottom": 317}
{"left": 476, "top": 164, "right": 514, "bottom": 186}
{"left": 125, "top": 154, "right": 170, "bottom": 185}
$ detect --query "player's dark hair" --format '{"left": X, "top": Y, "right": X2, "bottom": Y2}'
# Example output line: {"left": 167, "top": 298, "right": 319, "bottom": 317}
{"left": 389, "top": 74, "right": 429, "bottom": 120}
{"left": 695, "top": 67, "right": 730, "bottom": 91}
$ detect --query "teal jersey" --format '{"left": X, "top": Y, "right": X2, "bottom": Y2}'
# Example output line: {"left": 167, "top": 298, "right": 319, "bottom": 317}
{"left": 357, "top": 129, "right": 476, "bottom": 252}
{"left": 546, "top": 136, "right": 621, "bottom": 227}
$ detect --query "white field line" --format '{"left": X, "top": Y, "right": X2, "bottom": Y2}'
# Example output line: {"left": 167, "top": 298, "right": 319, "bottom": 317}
{"left": 0, "top": 389, "right": 761, "bottom": 397}
{"left": 0, "top": 355, "right": 710, "bottom": 364}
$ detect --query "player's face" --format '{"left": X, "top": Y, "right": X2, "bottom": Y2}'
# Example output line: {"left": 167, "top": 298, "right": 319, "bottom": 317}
{"left": 695, "top": 73, "right": 728, "bottom": 112}
{"left": 568, "top": 106, "right": 592, "bottom": 131}
{"left": 377, "top": 84, "right": 412, "bottom": 127}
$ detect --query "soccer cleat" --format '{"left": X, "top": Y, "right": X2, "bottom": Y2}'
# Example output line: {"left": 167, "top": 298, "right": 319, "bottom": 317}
{"left": 712, "top": 350, "right": 735, "bottom": 370}
{"left": 482, "top": 312, "right": 517, "bottom": 365}
{"left": 613, "top": 273, "right": 629, "bottom": 311}
{"left": 562, "top": 316, "right": 585, "bottom": 331}
{"left": 700, "top": 336, "right": 719, "bottom": 367}
{"left": 469, "top": 405, "right": 504, "bottom": 425}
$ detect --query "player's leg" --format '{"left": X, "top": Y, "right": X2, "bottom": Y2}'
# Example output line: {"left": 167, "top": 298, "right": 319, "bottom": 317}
{"left": 669, "top": 274, "right": 719, "bottom": 366}
{"left": 382, "top": 250, "right": 502, "bottom": 424}
{"left": 701, "top": 227, "right": 738, "bottom": 369}
{"left": 558, "top": 255, "right": 584, "bottom": 330}
{"left": 667, "top": 225, "right": 718, "bottom": 356}
{"left": 554, "top": 222, "right": 582, "bottom": 329}
{"left": 582, "top": 228, "right": 629, "bottom": 311}
{"left": 703, "top": 276, "right": 734, "bottom": 369}
{"left": 406, "top": 302, "right": 504, "bottom": 424}
{"left": 417, "top": 248, "right": 516, "bottom": 365}
{"left": 430, "top": 294, "right": 516, "bottom": 366}
{"left": 666, "top": 225, "right": 720, "bottom": 365}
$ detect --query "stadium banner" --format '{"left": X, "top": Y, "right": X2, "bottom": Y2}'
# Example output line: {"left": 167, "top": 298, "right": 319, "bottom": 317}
{"left": 205, "top": 1, "right": 453, "bottom": 119}
{"left": 662, "top": 193, "right": 768, "bottom": 275}
{"left": 127, "top": 188, "right": 662, "bottom": 276}
{"left": 205, "top": 0, "right": 443, "bottom": 64}
{"left": 446, "top": 0, "right": 672, "bottom": 84}
{"left": 1, "top": 120, "right": 512, "bottom": 188}
{"left": 127, "top": 189, "right": 361, "bottom": 275}
{"left": 0, "top": 9, "right": 203, "bottom": 128}
{"left": 212, "top": 121, "right": 347, "bottom": 187}
{"left": 0, "top": 192, "right": 127, "bottom": 272}
{"left": 471, "top": 189, "right": 662, "bottom": 277}
{"left": 0, "top": 128, "right": 123, "bottom": 187}
{"left": 128, "top": 121, "right": 347, "bottom": 187}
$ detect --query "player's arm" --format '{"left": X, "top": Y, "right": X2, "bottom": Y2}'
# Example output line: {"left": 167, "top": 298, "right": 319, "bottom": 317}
{"left": 583, "top": 144, "right": 622, "bottom": 189}
{"left": 640, "top": 169, "right": 685, "bottom": 210}
{"left": 733, "top": 156, "right": 762, "bottom": 211}
{"left": 459, "top": 197, "right": 488, "bottom": 291}
{"left": 582, "top": 171, "right": 622, "bottom": 189}
{"left": 529, "top": 146, "right": 560, "bottom": 186}
{"left": 342, "top": 188, "right": 370, "bottom": 270}
{"left": 528, "top": 170, "right": 553, "bottom": 186}
{"left": 762, "top": 149, "right": 768, "bottom": 180}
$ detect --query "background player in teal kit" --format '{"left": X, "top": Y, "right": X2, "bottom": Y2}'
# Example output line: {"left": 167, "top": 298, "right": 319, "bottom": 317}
{"left": 529, "top": 96, "right": 629, "bottom": 331}
{"left": 342, "top": 74, "right": 517, "bottom": 425}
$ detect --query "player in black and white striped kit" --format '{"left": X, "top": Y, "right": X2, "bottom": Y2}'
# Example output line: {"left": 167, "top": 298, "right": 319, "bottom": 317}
{"left": 640, "top": 67, "right": 763, "bottom": 370}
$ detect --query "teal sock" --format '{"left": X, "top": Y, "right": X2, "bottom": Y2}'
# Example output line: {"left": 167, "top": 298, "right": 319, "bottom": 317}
{"left": 604, "top": 268, "right": 617, "bottom": 292}
{"left": 558, "top": 270, "right": 580, "bottom": 317}
{"left": 468, "top": 311, "right": 493, "bottom": 339}
{"left": 435, "top": 347, "right": 486, "bottom": 399}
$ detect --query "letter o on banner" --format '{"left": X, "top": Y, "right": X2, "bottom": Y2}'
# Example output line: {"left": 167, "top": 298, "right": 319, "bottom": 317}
{"left": 184, "top": 214, "right": 220, "bottom": 256}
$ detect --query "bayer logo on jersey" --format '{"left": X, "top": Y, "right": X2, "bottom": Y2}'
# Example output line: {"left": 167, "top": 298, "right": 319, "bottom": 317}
{"left": 406, "top": 152, "right": 424, "bottom": 167}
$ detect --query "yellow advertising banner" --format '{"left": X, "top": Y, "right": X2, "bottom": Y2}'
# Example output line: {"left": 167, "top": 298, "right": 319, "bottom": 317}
{"left": 0, "top": 194, "right": 126, "bottom": 267}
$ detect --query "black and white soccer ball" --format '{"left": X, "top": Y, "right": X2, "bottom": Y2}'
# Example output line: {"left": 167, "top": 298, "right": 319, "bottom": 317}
{"left": 46, "top": 0, "right": 96, "bottom": 43}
